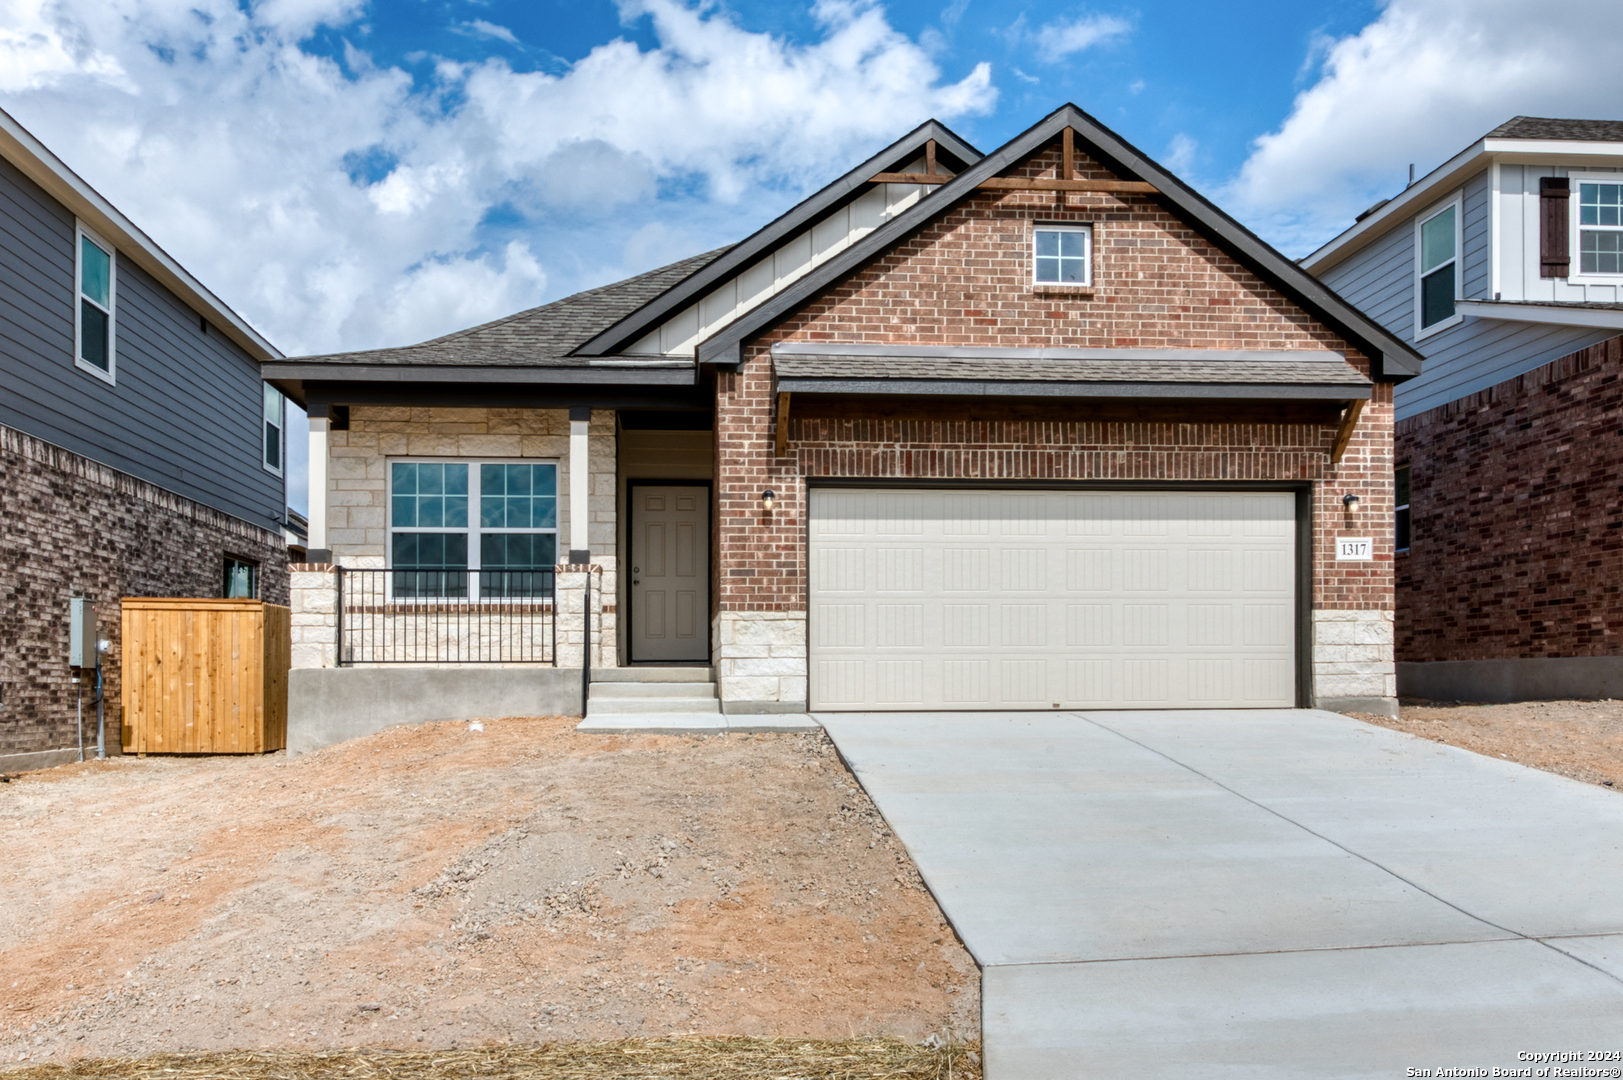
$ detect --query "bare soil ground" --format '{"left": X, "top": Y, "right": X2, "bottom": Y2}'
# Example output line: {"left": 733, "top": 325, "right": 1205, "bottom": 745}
{"left": 0, "top": 719, "right": 978, "bottom": 1067}
{"left": 1348, "top": 698, "right": 1623, "bottom": 790}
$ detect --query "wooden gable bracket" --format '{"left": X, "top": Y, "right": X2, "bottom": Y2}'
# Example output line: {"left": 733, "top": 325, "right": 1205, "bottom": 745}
{"left": 775, "top": 391, "right": 792, "bottom": 457}
{"left": 868, "top": 127, "right": 1159, "bottom": 194}
{"left": 1329, "top": 398, "right": 1365, "bottom": 464}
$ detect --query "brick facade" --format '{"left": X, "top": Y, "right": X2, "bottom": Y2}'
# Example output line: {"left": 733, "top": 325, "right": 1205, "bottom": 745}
{"left": 712, "top": 140, "right": 1397, "bottom": 710}
{"left": 1395, "top": 335, "right": 1623, "bottom": 663}
{"left": 0, "top": 423, "right": 288, "bottom": 762}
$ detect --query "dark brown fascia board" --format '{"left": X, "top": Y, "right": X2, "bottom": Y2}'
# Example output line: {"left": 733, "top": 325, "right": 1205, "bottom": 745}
{"left": 697, "top": 103, "right": 1425, "bottom": 382}
{"left": 773, "top": 342, "right": 1354, "bottom": 363}
{"left": 260, "top": 362, "right": 694, "bottom": 386}
{"left": 571, "top": 119, "right": 982, "bottom": 357}
{"left": 292, "top": 379, "right": 709, "bottom": 412}
{"left": 774, "top": 377, "right": 1373, "bottom": 401}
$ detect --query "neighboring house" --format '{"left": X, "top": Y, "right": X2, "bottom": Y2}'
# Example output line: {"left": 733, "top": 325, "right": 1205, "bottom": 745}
{"left": 0, "top": 107, "right": 290, "bottom": 771}
{"left": 269, "top": 103, "right": 1421, "bottom": 741}
{"left": 1304, "top": 117, "right": 1623, "bottom": 701}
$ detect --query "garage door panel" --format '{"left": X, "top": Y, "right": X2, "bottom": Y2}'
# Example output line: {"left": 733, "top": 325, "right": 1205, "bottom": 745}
{"left": 808, "top": 489, "right": 1297, "bottom": 711}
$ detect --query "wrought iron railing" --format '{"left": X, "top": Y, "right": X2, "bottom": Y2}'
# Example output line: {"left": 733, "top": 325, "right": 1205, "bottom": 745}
{"left": 336, "top": 568, "right": 556, "bottom": 665}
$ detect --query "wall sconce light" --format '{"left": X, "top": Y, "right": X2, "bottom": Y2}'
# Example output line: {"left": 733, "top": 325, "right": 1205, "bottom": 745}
{"left": 1342, "top": 493, "right": 1361, "bottom": 513}
{"left": 761, "top": 489, "right": 777, "bottom": 513}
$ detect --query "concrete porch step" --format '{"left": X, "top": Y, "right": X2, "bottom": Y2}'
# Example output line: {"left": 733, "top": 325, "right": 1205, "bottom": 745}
{"left": 592, "top": 666, "right": 714, "bottom": 684}
{"left": 590, "top": 682, "right": 717, "bottom": 700}
{"left": 586, "top": 696, "right": 722, "bottom": 716}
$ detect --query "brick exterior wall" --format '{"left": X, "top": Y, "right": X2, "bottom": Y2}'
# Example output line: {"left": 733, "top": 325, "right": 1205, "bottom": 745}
{"left": 712, "top": 139, "right": 1397, "bottom": 710}
{"left": 0, "top": 423, "right": 288, "bottom": 761}
{"left": 1395, "top": 335, "right": 1623, "bottom": 663}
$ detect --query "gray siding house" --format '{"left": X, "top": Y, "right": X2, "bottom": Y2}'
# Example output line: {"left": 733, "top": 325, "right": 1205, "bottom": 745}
{"left": 0, "top": 106, "right": 290, "bottom": 771}
{"left": 1304, "top": 117, "right": 1623, "bottom": 701}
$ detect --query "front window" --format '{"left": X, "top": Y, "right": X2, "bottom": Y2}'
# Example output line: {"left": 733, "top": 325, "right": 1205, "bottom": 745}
{"left": 76, "top": 223, "right": 115, "bottom": 381}
{"left": 389, "top": 460, "right": 557, "bottom": 598}
{"left": 263, "top": 385, "right": 284, "bottom": 474}
{"left": 1579, "top": 183, "right": 1623, "bottom": 274}
{"left": 1395, "top": 465, "right": 1411, "bottom": 553}
{"left": 1033, "top": 224, "right": 1092, "bottom": 286}
{"left": 1417, "top": 202, "right": 1458, "bottom": 333}
{"left": 223, "top": 557, "right": 259, "bottom": 599}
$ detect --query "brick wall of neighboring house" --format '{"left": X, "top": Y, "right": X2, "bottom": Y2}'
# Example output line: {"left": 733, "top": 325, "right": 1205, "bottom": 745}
{"left": 712, "top": 140, "right": 1396, "bottom": 711}
{"left": 1395, "top": 335, "right": 1623, "bottom": 663}
{"left": 0, "top": 423, "right": 288, "bottom": 763}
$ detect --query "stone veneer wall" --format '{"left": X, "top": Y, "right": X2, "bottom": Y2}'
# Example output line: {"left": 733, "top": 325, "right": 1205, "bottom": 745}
{"left": 0, "top": 422, "right": 288, "bottom": 765}
{"left": 712, "top": 138, "right": 1398, "bottom": 713}
{"left": 1396, "top": 335, "right": 1623, "bottom": 662}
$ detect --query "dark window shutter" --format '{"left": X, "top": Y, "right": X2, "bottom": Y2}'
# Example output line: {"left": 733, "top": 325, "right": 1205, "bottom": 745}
{"left": 1541, "top": 176, "right": 1570, "bottom": 278}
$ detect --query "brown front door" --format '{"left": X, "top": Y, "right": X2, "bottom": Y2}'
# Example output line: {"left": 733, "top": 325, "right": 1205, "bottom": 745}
{"left": 630, "top": 485, "right": 710, "bottom": 662}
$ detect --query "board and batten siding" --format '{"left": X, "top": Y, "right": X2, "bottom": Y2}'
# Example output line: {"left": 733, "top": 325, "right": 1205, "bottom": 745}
{"left": 0, "top": 152, "right": 284, "bottom": 531}
{"left": 1320, "top": 166, "right": 1617, "bottom": 419}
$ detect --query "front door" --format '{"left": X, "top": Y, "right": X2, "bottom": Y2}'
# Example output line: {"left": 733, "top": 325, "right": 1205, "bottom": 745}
{"left": 630, "top": 485, "right": 710, "bottom": 662}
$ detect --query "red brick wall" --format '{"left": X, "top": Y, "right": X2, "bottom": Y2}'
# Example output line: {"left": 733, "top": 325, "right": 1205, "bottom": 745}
{"left": 1395, "top": 336, "right": 1623, "bottom": 662}
{"left": 0, "top": 423, "right": 289, "bottom": 757}
{"left": 714, "top": 140, "right": 1395, "bottom": 615}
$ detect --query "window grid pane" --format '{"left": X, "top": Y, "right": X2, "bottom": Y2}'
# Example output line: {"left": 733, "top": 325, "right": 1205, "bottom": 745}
{"left": 80, "top": 236, "right": 110, "bottom": 308}
{"left": 1581, "top": 230, "right": 1623, "bottom": 275}
{"left": 1033, "top": 228, "right": 1090, "bottom": 285}
{"left": 1420, "top": 207, "right": 1455, "bottom": 274}
{"left": 1420, "top": 262, "right": 1455, "bottom": 329}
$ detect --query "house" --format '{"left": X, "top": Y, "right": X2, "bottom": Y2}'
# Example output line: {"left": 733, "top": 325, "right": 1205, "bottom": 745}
{"left": 1303, "top": 117, "right": 1623, "bottom": 702}
{"left": 0, "top": 106, "right": 289, "bottom": 772}
{"left": 269, "top": 103, "right": 1421, "bottom": 745}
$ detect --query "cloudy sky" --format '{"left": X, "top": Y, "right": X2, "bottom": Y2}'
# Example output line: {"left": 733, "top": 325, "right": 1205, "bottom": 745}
{"left": 4, "top": 0, "right": 1621, "bottom": 510}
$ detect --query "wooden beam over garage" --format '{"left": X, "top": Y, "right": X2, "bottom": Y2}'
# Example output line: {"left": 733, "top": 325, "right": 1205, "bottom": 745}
{"left": 1329, "top": 398, "right": 1365, "bottom": 464}
{"left": 775, "top": 391, "right": 792, "bottom": 457}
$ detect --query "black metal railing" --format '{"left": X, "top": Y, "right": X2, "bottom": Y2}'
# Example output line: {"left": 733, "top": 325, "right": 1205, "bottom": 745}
{"left": 337, "top": 568, "right": 557, "bottom": 665}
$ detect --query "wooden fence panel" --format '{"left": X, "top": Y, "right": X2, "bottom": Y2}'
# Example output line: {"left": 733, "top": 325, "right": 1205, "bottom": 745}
{"left": 121, "top": 599, "right": 291, "bottom": 755}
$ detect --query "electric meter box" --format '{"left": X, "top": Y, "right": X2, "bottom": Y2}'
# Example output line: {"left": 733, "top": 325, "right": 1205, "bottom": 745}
{"left": 69, "top": 598, "right": 97, "bottom": 669}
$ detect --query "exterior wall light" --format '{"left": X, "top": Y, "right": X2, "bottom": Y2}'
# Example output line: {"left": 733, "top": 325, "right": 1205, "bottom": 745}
{"left": 761, "top": 489, "right": 776, "bottom": 512}
{"left": 1342, "top": 493, "right": 1361, "bottom": 513}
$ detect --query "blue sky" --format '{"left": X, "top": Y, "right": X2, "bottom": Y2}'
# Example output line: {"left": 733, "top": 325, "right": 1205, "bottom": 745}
{"left": 3, "top": 0, "right": 1621, "bottom": 512}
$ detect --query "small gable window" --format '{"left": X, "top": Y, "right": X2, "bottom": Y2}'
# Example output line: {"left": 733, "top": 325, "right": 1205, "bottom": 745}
{"left": 1579, "top": 182, "right": 1623, "bottom": 274}
{"left": 1415, "top": 199, "right": 1459, "bottom": 336}
{"left": 75, "top": 222, "right": 116, "bottom": 383}
{"left": 1033, "top": 224, "right": 1092, "bottom": 286}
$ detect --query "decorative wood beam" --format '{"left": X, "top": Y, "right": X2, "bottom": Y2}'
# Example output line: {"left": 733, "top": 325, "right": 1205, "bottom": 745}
{"left": 925, "top": 138, "right": 937, "bottom": 177}
{"left": 1062, "top": 126, "right": 1074, "bottom": 181}
{"left": 1329, "top": 398, "right": 1365, "bottom": 463}
{"left": 775, "top": 391, "right": 792, "bottom": 458}
{"left": 865, "top": 173, "right": 1157, "bottom": 193}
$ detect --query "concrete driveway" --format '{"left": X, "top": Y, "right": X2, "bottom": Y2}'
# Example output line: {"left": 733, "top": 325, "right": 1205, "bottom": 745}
{"left": 818, "top": 710, "right": 1623, "bottom": 1079}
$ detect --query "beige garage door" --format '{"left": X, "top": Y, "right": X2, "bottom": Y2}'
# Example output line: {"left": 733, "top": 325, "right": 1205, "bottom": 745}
{"left": 808, "top": 489, "right": 1298, "bottom": 711}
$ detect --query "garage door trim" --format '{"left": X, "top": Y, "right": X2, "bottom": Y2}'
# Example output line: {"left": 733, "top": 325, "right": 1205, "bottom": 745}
{"left": 803, "top": 478, "right": 1314, "bottom": 709}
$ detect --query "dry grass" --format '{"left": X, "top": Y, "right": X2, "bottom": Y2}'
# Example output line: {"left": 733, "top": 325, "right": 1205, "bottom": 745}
{"left": 1, "top": 1038, "right": 981, "bottom": 1080}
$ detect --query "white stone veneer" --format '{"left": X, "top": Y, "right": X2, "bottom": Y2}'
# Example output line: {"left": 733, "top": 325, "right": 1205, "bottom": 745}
{"left": 713, "top": 611, "right": 808, "bottom": 714}
{"left": 1312, "top": 609, "right": 1397, "bottom": 708}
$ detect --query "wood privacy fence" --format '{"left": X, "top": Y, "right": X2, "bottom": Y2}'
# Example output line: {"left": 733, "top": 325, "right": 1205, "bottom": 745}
{"left": 121, "top": 598, "right": 290, "bottom": 754}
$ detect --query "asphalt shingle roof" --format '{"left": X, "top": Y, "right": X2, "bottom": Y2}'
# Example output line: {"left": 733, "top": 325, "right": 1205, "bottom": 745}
{"left": 772, "top": 350, "right": 1371, "bottom": 388}
{"left": 1487, "top": 117, "right": 1623, "bottom": 142}
{"left": 289, "top": 248, "right": 727, "bottom": 367}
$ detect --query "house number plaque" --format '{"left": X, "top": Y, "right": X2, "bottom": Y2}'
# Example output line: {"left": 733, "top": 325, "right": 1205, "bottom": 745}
{"left": 1336, "top": 537, "right": 1373, "bottom": 561}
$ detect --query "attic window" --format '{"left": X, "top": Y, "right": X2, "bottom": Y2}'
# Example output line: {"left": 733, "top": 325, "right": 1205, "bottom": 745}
{"left": 1033, "top": 225, "right": 1091, "bottom": 287}
{"left": 1579, "top": 183, "right": 1623, "bottom": 274}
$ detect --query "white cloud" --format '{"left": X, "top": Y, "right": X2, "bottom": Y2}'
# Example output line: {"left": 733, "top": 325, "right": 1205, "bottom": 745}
{"left": 0, "top": 0, "right": 997, "bottom": 357}
{"left": 459, "top": 20, "right": 520, "bottom": 46}
{"left": 1033, "top": 11, "right": 1130, "bottom": 64}
{"left": 1162, "top": 133, "right": 1196, "bottom": 175}
{"left": 1230, "top": 0, "right": 1623, "bottom": 254}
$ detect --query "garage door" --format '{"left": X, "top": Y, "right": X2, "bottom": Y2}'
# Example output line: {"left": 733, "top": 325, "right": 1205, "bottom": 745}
{"left": 808, "top": 489, "right": 1297, "bottom": 711}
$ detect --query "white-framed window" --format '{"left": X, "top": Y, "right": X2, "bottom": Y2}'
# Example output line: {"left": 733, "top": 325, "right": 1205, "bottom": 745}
{"left": 75, "top": 221, "right": 116, "bottom": 383}
{"left": 1414, "top": 196, "right": 1461, "bottom": 338}
{"left": 1032, "top": 223, "right": 1092, "bottom": 287}
{"left": 387, "top": 459, "right": 559, "bottom": 598}
{"left": 1576, "top": 177, "right": 1623, "bottom": 275}
{"left": 263, "top": 385, "right": 284, "bottom": 475}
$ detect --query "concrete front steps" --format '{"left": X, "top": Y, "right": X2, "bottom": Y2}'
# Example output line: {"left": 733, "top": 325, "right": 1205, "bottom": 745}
{"left": 577, "top": 667, "right": 819, "bottom": 734}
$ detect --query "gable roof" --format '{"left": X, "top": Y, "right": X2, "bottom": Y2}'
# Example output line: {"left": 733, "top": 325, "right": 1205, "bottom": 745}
{"left": 272, "top": 249, "right": 724, "bottom": 374}
{"left": 1487, "top": 116, "right": 1623, "bottom": 141}
{"left": 685, "top": 103, "right": 1423, "bottom": 380}
{"left": 573, "top": 119, "right": 981, "bottom": 356}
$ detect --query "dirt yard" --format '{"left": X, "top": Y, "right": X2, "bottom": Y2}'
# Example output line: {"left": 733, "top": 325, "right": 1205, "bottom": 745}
{"left": 0, "top": 719, "right": 979, "bottom": 1066}
{"left": 1350, "top": 698, "right": 1623, "bottom": 790}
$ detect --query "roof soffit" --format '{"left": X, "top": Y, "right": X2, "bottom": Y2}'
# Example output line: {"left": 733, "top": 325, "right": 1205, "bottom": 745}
{"left": 695, "top": 103, "right": 1424, "bottom": 380}
{"left": 572, "top": 119, "right": 981, "bottom": 357}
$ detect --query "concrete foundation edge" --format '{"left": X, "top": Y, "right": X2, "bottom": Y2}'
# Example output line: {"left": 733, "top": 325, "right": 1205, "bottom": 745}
{"left": 0, "top": 747, "right": 87, "bottom": 773}
{"left": 1316, "top": 695, "right": 1400, "bottom": 718}
{"left": 289, "top": 667, "right": 584, "bottom": 755}
{"left": 1397, "top": 656, "right": 1623, "bottom": 704}
{"left": 721, "top": 700, "right": 810, "bottom": 715}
